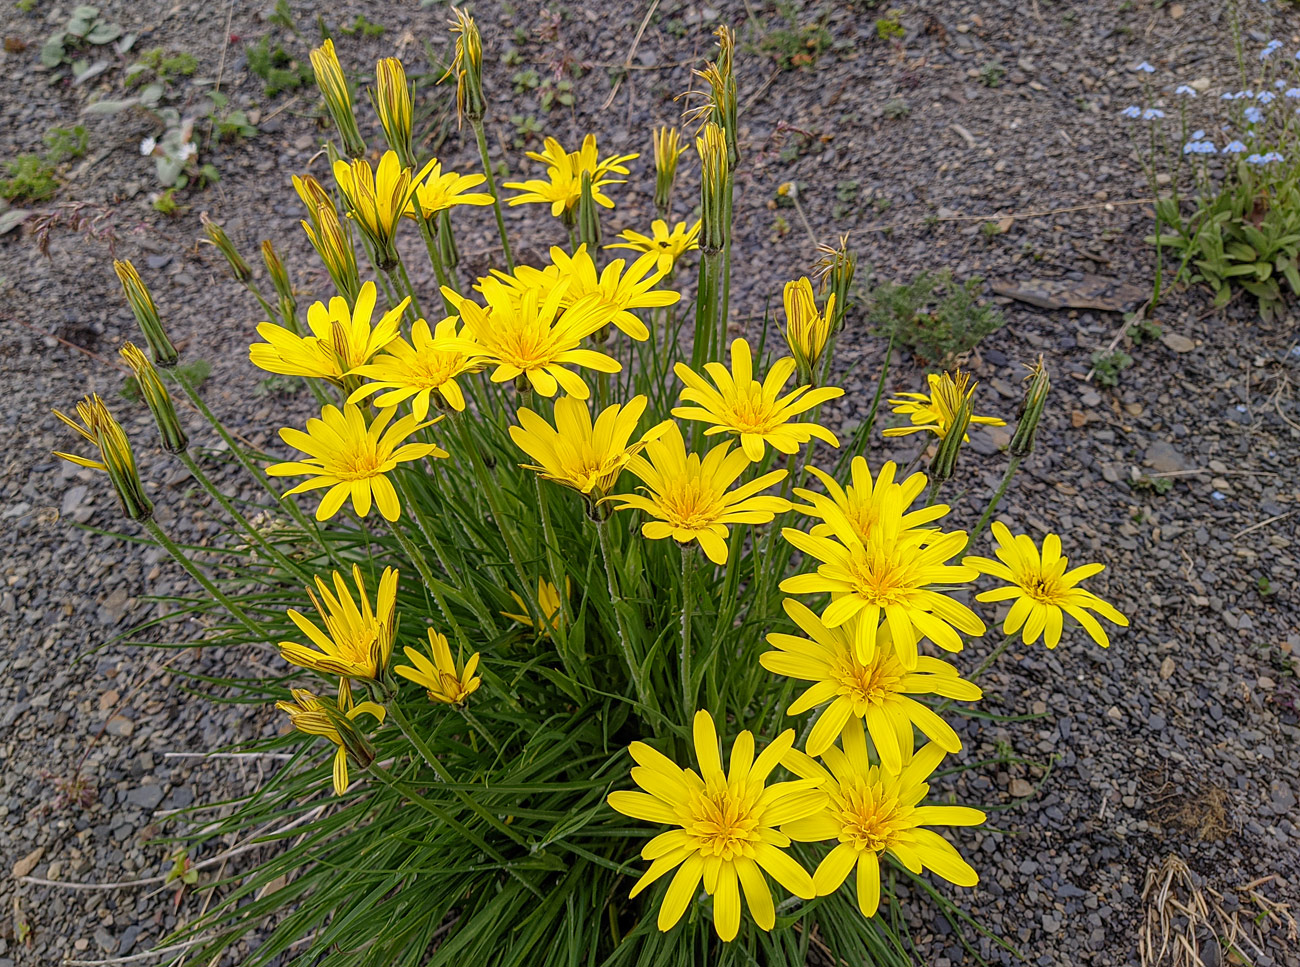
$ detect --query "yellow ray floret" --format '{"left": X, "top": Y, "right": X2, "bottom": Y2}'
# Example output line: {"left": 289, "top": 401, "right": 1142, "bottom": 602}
{"left": 406, "top": 160, "right": 495, "bottom": 217}
{"left": 605, "top": 219, "right": 701, "bottom": 275}
{"left": 501, "top": 577, "right": 570, "bottom": 638}
{"left": 279, "top": 565, "right": 398, "bottom": 682}
{"left": 794, "top": 458, "right": 946, "bottom": 546}
{"left": 250, "top": 281, "right": 405, "bottom": 381}
{"left": 267, "top": 403, "right": 446, "bottom": 521}
{"left": 963, "top": 521, "right": 1129, "bottom": 648}
{"left": 348, "top": 316, "right": 481, "bottom": 418}
{"left": 545, "top": 245, "right": 681, "bottom": 341}
{"left": 607, "top": 711, "right": 825, "bottom": 942}
{"left": 883, "top": 371, "right": 1005, "bottom": 442}
{"left": 611, "top": 422, "right": 791, "bottom": 565}
{"left": 673, "top": 338, "right": 843, "bottom": 462}
{"left": 394, "top": 628, "right": 481, "bottom": 705}
{"left": 504, "top": 134, "right": 637, "bottom": 216}
{"left": 781, "top": 721, "right": 985, "bottom": 918}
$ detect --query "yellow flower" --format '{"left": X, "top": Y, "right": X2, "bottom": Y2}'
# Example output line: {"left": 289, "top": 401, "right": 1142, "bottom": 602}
{"left": 781, "top": 722, "right": 984, "bottom": 918}
{"left": 53, "top": 394, "right": 153, "bottom": 521}
{"left": 673, "top": 338, "right": 844, "bottom": 462}
{"left": 407, "top": 161, "right": 495, "bottom": 218}
{"left": 348, "top": 316, "right": 480, "bottom": 418}
{"left": 761, "top": 599, "right": 981, "bottom": 767}
{"left": 883, "top": 371, "right": 1005, "bottom": 442}
{"left": 525, "top": 134, "right": 638, "bottom": 182}
{"left": 394, "top": 629, "right": 481, "bottom": 705}
{"left": 440, "top": 277, "right": 619, "bottom": 398}
{"left": 794, "top": 458, "right": 946, "bottom": 546}
{"left": 605, "top": 219, "right": 701, "bottom": 275}
{"left": 267, "top": 403, "right": 446, "bottom": 522}
{"left": 250, "top": 281, "right": 406, "bottom": 382}
{"left": 504, "top": 135, "right": 637, "bottom": 217}
{"left": 502, "top": 577, "right": 569, "bottom": 638}
{"left": 280, "top": 565, "right": 398, "bottom": 683}
{"left": 782, "top": 277, "right": 834, "bottom": 383}
{"left": 780, "top": 510, "right": 985, "bottom": 669}
{"left": 277, "top": 687, "right": 385, "bottom": 795}
{"left": 611, "top": 422, "right": 791, "bottom": 565}
{"left": 546, "top": 245, "right": 680, "bottom": 341}
{"left": 607, "top": 711, "right": 825, "bottom": 942}
{"left": 333, "top": 150, "right": 436, "bottom": 268}
{"left": 963, "top": 522, "right": 1129, "bottom": 648}
{"left": 510, "top": 395, "right": 671, "bottom": 495}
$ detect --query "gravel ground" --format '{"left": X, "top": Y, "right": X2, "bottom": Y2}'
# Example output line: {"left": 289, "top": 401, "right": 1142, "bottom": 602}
{"left": 2, "top": 1, "right": 1298, "bottom": 965}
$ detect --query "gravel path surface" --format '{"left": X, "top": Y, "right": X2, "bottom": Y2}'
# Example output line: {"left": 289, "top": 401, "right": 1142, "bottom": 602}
{"left": 2, "top": 1, "right": 1297, "bottom": 965}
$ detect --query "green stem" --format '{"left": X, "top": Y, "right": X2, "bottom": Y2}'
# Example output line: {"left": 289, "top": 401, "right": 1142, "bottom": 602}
{"left": 142, "top": 518, "right": 266, "bottom": 642}
{"left": 459, "top": 706, "right": 501, "bottom": 757}
{"left": 963, "top": 454, "right": 1023, "bottom": 555}
{"left": 595, "top": 518, "right": 657, "bottom": 718}
{"left": 924, "top": 475, "right": 943, "bottom": 509}
{"left": 419, "top": 217, "right": 459, "bottom": 315}
{"left": 387, "top": 516, "right": 472, "bottom": 657}
{"left": 385, "top": 262, "right": 424, "bottom": 323}
{"left": 471, "top": 117, "right": 514, "bottom": 272}
{"left": 969, "top": 633, "right": 1017, "bottom": 683}
{"left": 680, "top": 546, "right": 695, "bottom": 715}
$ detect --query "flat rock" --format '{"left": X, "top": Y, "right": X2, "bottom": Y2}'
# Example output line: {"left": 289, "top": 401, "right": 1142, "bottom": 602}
{"left": 1144, "top": 440, "right": 1188, "bottom": 473}
{"left": 991, "top": 274, "right": 1148, "bottom": 312}
{"left": 12, "top": 845, "right": 44, "bottom": 878}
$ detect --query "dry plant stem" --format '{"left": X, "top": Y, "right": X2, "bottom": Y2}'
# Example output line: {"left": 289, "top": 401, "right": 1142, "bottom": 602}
{"left": 964, "top": 454, "right": 1024, "bottom": 555}
{"left": 596, "top": 517, "right": 656, "bottom": 718}
{"left": 471, "top": 117, "right": 514, "bottom": 272}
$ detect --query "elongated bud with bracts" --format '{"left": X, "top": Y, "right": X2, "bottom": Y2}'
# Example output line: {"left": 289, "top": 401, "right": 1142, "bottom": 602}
{"left": 53, "top": 394, "right": 154, "bottom": 521}
{"left": 929, "top": 375, "right": 975, "bottom": 483}
{"left": 695, "top": 122, "right": 728, "bottom": 255}
{"left": 783, "top": 277, "right": 834, "bottom": 386}
{"left": 444, "top": 7, "right": 485, "bottom": 124}
{"left": 200, "top": 213, "right": 251, "bottom": 283}
{"left": 684, "top": 27, "right": 738, "bottom": 168}
{"left": 1010, "top": 356, "right": 1050, "bottom": 458}
{"left": 113, "top": 260, "right": 177, "bottom": 368}
{"left": 262, "top": 240, "right": 299, "bottom": 331}
{"left": 310, "top": 39, "right": 366, "bottom": 159}
{"left": 814, "top": 233, "right": 856, "bottom": 332}
{"left": 578, "top": 170, "right": 601, "bottom": 251}
{"left": 293, "top": 175, "right": 361, "bottom": 306}
{"left": 653, "top": 126, "right": 684, "bottom": 217}
{"left": 437, "top": 209, "right": 459, "bottom": 269}
{"left": 119, "top": 343, "right": 188, "bottom": 454}
{"left": 374, "top": 57, "right": 415, "bottom": 168}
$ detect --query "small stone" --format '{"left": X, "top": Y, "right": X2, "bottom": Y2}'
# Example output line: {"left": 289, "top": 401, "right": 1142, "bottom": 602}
{"left": 1161, "top": 332, "right": 1196, "bottom": 353}
{"left": 1009, "top": 778, "right": 1034, "bottom": 798}
{"left": 1160, "top": 656, "right": 1175, "bottom": 680}
{"left": 1169, "top": 3, "right": 1185, "bottom": 19}
{"left": 105, "top": 714, "right": 135, "bottom": 737}
{"left": 1106, "top": 706, "right": 1123, "bottom": 722}
{"left": 1071, "top": 410, "right": 1088, "bottom": 428}
{"left": 1144, "top": 440, "right": 1187, "bottom": 473}
{"left": 126, "top": 784, "right": 166, "bottom": 811}
{"left": 12, "top": 846, "right": 44, "bottom": 878}
{"left": 99, "top": 689, "right": 120, "bottom": 712}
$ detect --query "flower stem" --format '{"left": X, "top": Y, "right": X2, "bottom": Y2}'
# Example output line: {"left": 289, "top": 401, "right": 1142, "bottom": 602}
{"left": 963, "top": 454, "right": 1023, "bottom": 555}
{"left": 386, "top": 512, "right": 472, "bottom": 656}
{"left": 680, "top": 546, "right": 695, "bottom": 715}
{"left": 142, "top": 518, "right": 266, "bottom": 642}
{"left": 418, "top": 215, "right": 459, "bottom": 314}
{"left": 471, "top": 118, "right": 514, "bottom": 272}
{"left": 924, "top": 474, "right": 943, "bottom": 508}
{"left": 595, "top": 518, "right": 657, "bottom": 719}
{"left": 968, "top": 633, "right": 1018, "bottom": 683}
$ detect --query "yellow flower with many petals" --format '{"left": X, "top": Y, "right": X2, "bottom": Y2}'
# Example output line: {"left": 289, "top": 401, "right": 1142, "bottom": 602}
{"left": 673, "top": 339, "right": 844, "bottom": 462}
{"left": 440, "top": 278, "right": 619, "bottom": 398}
{"left": 884, "top": 371, "right": 1005, "bottom": 442}
{"left": 502, "top": 577, "right": 569, "bottom": 638}
{"left": 250, "top": 282, "right": 405, "bottom": 382}
{"left": 277, "top": 688, "right": 385, "bottom": 795}
{"left": 607, "top": 711, "right": 825, "bottom": 942}
{"left": 333, "top": 150, "right": 436, "bottom": 268}
{"left": 505, "top": 135, "right": 637, "bottom": 217}
{"left": 762, "top": 599, "right": 981, "bottom": 766}
{"left": 605, "top": 219, "right": 701, "bottom": 275}
{"left": 510, "top": 395, "right": 671, "bottom": 496}
{"left": 963, "top": 522, "right": 1129, "bottom": 648}
{"left": 794, "top": 459, "right": 946, "bottom": 546}
{"left": 780, "top": 509, "right": 985, "bottom": 669}
{"left": 280, "top": 565, "right": 398, "bottom": 686}
{"left": 267, "top": 403, "right": 446, "bottom": 521}
{"left": 348, "top": 316, "right": 480, "bottom": 418}
{"left": 611, "top": 422, "right": 791, "bottom": 565}
{"left": 782, "top": 277, "right": 834, "bottom": 384}
{"left": 546, "top": 245, "right": 680, "bottom": 341}
{"left": 781, "top": 722, "right": 984, "bottom": 918}
{"left": 394, "top": 629, "right": 481, "bottom": 705}
{"left": 406, "top": 161, "right": 495, "bottom": 218}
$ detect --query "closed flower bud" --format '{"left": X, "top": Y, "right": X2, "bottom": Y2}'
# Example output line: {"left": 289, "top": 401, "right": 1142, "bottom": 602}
{"left": 445, "top": 7, "right": 485, "bottom": 124}
{"left": 652, "top": 126, "right": 684, "bottom": 216}
{"left": 695, "top": 122, "right": 728, "bottom": 253}
{"left": 1010, "top": 356, "right": 1050, "bottom": 457}
{"left": 783, "top": 277, "right": 834, "bottom": 386}
{"left": 814, "top": 234, "right": 856, "bottom": 332}
{"left": 113, "top": 260, "right": 177, "bottom": 367}
{"left": 293, "top": 175, "right": 361, "bottom": 305}
{"left": 578, "top": 170, "right": 601, "bottom": 251}
{"left": 928, "top": 379, "right": 974, "bottom": 483}
{"left": 310, "top": 39, "right": 366, "bottom": 159}
{"left": 262, "top": 241, "right": 298, "bottom": 331}
{"left": 374, "top": 57, "right": 415, "bottom": 168}
{"left": 200, "top": 213, "right": 251, "bottom": 283}
{"left": 120, "top": 343, "right": 189, "bottom": 454}
{"left": 53, "top": 394, "right": 154, "bottom": 521}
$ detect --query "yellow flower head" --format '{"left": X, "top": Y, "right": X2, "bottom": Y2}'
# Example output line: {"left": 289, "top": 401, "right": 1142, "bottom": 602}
{"left": 53, "top": 394, "right": 153, "bottom": 521}
{"left": 611, "top": 422, "right": 791, "bottom": 565}
{"left": 348, "top": 316, "right": 481, "bottom": 418}
{"left": 605, "top": 219, "right": 701, "bottom": 276}
{"left": 781, "top": 723, "right": 984, "bottom": 918}
{"left": 406, "top": 161, "right": 495, "bottom": 218}
{"left": 762, "top": 599, "right": 981, "bottom": 767}
{"left": 884, "top": 371, "right": 1006, "bottom": 442}
{"left": 394, "top": 629, "right": 481, "bottom": 706}
{"left": 964, "top": 522, "right": 1129, "bottom": 648}
{"left": 673, "top": 338, "right": 844, "bottom": 462}
{"left": 374, "top": 57, "right": 414, "bottom": 166}
{"left": 441, "top": 277, "right": 619, "bottom": 399}
{"left": 267, "top": 403, "right": 446, "bottom": 522}
{"left": 250, "top": 281, "right": 406, "bottom": 382}
{"left": 276, "top": 687, "right": 385, "bottom": 795}
{"left": 505, "top": 135, "right": 637, "bottom": 217}
{"left": 794, "top": 458, "right": 946, "bottom": 546}
{"left": 510, "top": 395, "right": 672, "bottom": 496}
{"left": 333, "top": 151, "right": 436, "bottom": 268}
{"left": 780, "top": 507, "right": 986, "bottom": 669}
{"left": 607, "top": 711, "right": 825, "bottom": 942}
{"left": 502, "top": 577, "right": 570, "bottom": 638}
{"left": 280, "top": 565, "right": 399, "bottom": 683}
{"left": 545, "top": 244, "right": 680, "bottom": 341}
{"left": 782, "top": 277, "right": 834, "bottom": 383}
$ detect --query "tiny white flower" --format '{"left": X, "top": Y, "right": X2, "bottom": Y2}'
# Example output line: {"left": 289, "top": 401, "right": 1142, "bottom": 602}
{"left": 140, "top": 137, "right": 157, "bottom": 156}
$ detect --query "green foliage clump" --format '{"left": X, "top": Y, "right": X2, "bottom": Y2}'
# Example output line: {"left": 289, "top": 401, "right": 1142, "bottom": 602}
{"left": 246, "top": 35, "right": 312, "bottom": 97}
{"left": 41, "top": 4, "right": 126, "bottom": 69}
{"left": 979, "top": 60, "right": 1006, "bottom": 87}
{"left": 340, "top": 13, "right": 385, "bottom": 37}
{"left": 207, "top": 91, "right": 258, "bottom": 142}
{"left": 1089, "top": 349, "right": 1133, "bottom": 387}
{"left": 0, "top": 154, "right": 58, "bottom": 202}
{"left": 759, "top": 1, "right": 832, "bottom": 70}
{"left": 867, "top": 270, "right": 1005, "bottom": 369}
{"left": 43, "top": 125, "right": 89, "bottom": 163}
{"left": 127, "top": 46, "right": 199, "bottom": 87}
{"left": 875, "top": 8, "right": 904, "bottom": 41}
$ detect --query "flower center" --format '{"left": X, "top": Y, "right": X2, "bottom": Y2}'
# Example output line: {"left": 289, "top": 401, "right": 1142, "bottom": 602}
{"left": 834, "top": 779, "right": 902, "bottom": 853}
{"left": 834, "top": 654, "right": 903, "bottom": 712}
{"left": 328, "top": 447, "right": 384, "bottom": 481}
{"left": 686, "top": 785, "right": 761, "bottom": 861}
{"left": 845, "top": 549, "right": 912, "bottom": 606}
{"left": 660, "top": 478, "right": 722, "bottom": 530}
{"left": 1022, "top": 572, "right": 1063, "bottom": 605}
{"left": 725, "top": 387, "right": 781, "bottom": 434}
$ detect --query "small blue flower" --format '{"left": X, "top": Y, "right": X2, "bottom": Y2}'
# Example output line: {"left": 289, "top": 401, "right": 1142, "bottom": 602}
{"left": 1136, "top": 61, "right": 1155, "bottom": 73}
{"left": 1276, "top": 79, "right": 1287, "bottom": 89}
{"left": 1142, "top": 108, "right": 1166, "bottom": 120}
{"left": 1175, "top": 85, "right": 1198, "bottom": 96}
{"left": 1260, "top": 40, "right": 1283, "bottom": 60}
{"left": 1223, "top": 140, "right": 1247, "bottom": 153}
{"left": 1245, "top": 106, "right": 1264, "bottom": 123}
{"left": 1191, "top": 129, "right": 1206, "bottom": 140}
{"left": 1121, "top": 105, "right": 1142, "bottom": 118}
{"left": 1258, "top": 91, "right": 1276, "bottom": 103}
{"left": 1286, "top": 88, "right": 1300, "bottom": 99}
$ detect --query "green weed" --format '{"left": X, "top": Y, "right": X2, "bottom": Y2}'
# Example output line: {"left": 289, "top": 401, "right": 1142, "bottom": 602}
{"left": 867, "top": 269, "right": 1005, "bottom": 369}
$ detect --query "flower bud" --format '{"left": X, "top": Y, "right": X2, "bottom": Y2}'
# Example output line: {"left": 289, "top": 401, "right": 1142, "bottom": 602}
{"left": 578, "top": 170, "right": 601, "bottom": 251}
{"left": 1010, "top": 356, "right": 1050, "bottom": 458}
{"left": 262, "top": 240, "right": 299, "bottom": 332}
{"left": 120, "top": 343, "right": 189, "bottom": 454}
{"left": 928, "top": 374, "right": 975, "bottom": 483}
{"left": 53, "top": 394, "right": 154, "bottom": 521}
{"left": 310, "top": 39, "right": 366, "bottom": 159}
{"left": 695, "top": 122, "right": 728, "bottom": 254}
{"left": 113, "top": 260, "right": 177, "bottom": 367}
{"left": 445, "top": 7, "right": 485, "bottom": 124}
{"left": 293, "top": 176, "right": 361, "bottom": 306}
{"left": 783, "top": 277, "right": 834, "bottom": 386}
{"left": 200, "top": 213, "right": 251, "bottom": 283}
{"left": 652, "top": 126, "right": 684, "bottom": 217}
{"left": 815, "top": 234, "right": 856, "bottom": 332}
{"left": 374, "top": 57, "right": 415, "bottom": 168}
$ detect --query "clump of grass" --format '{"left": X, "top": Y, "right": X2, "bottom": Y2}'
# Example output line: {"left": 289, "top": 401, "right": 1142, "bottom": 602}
{"left": 759, "top": 0, "right": 832, "bottom": 70}
{"left": 0, "top": 154, "right": 59, "bottom": 203}
{"left": 867, "top": 269, "right": 1005, "bottom": 368}
{"left": 246, "top": 34, "right": 312, "bottom": 97}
